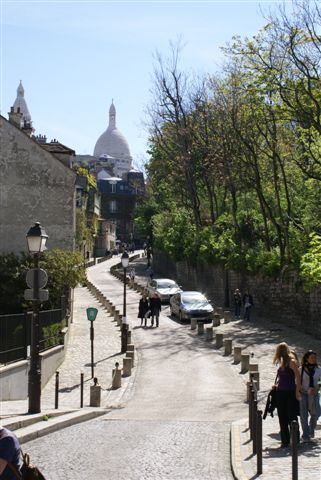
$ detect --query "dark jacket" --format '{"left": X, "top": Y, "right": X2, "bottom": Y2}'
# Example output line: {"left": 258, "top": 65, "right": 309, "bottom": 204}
{"left": 138, "top": 298, "right": 149, "bottom": 319}
{"left": 149, "top": 297, "right": 161, "bottom": 315}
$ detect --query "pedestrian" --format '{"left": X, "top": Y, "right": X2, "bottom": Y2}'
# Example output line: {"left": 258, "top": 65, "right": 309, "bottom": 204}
{"left": 243, "top": 290, "right": 254, "bottom": 321}
{"left": 138, "top": 294, "right": 150, "bottom": 327}
{"left": 233, "top": 288, "right": 242, "bottom": 319}
{"left": 150, "top": 293, "right": 162, "bottom": 327}
{"left": 0, "top": 424, "right": 22, "bottom": 479}
{"left": 273, "top": 342, "right": 302, "bottom": 448}
{"left": 129, "top": 267, "right": 135, "bottom": 286}
{"left": 146, "top": 266, "right": 154, "bottom": 282}
{"left": 299, "top": 350, "right": 321, "bottom": 443}
{"left": 146, "top": 246, "right": 152, "bottom": 267}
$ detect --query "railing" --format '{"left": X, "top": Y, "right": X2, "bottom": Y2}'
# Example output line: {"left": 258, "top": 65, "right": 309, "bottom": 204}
{"left": 0, "top": 296, "right": 68, "bottom": 365}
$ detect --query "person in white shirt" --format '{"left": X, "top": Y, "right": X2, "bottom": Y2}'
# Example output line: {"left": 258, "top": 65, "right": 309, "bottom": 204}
{"left": 299, "top": 350, "right": 321, "bottom": 442}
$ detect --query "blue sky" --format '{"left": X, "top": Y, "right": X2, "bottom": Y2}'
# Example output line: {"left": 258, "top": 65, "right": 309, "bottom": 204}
{"left": 1, "top": 1, "right": 288, "bottom": 168}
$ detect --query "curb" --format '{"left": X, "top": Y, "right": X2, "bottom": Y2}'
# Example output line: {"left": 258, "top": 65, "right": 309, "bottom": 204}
{"left": 230, "top": 420, "right": 249, "bottom": 480}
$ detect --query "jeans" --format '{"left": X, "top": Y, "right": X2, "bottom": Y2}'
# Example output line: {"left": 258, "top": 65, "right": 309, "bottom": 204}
{"left": 300, "top": 393, "right": 321, "bottom": 439}
{"left": 151, "top": 312, "right": 160, "bottom": 327}
{"left": 244, "top": 306, "right": 251, "bottom": 321}
{"left": 234, "top": 304, "right": 241, "bottom": 318}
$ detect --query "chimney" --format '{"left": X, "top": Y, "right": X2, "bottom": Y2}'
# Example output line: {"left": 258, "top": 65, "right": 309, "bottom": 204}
{"left": 8, "top": 106, "right": 23, "bottom": 128}
{"left": 22, "top": 119, "right": 34, "bottom": 137}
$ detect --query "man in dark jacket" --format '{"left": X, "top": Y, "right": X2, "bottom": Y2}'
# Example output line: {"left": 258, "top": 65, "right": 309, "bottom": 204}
{"left": 149, "top": 293, "right": 162, "bottom": 327}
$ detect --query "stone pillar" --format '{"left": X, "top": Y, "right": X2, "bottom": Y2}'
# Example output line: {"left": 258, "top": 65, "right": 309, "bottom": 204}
{"left": 213, "top": 314, "right": 221, "bottom": 327}
{"left": 216, "top": 333, "right": 223, "bottom": 349}
{"left": 241, "top": 354, "right": 250, "bottom": 373}
{"left": 191, "top": 318, "right": 198, "bottom": 330}
{"left": 126, "top": 351, "right": 135, "bottom": 367}
{"left": 127, "top": 344, "right": 135, "bottom": 351}
{"left": 249, "top": 364, "right": 258, "bottom": 372}
{"left": 224, "top": 339, "right": 233, "bottom": 355}
{"left": 122, "top": 357, "right": 132, "bottom": 377}
{"left": 233, "top": 346, "right": 242, "bottom": 363}
{"left": 215, "top": 307, "right": 223, "bottom": 318}
{"left": 250, "top": 371, "right": 260, "bottom": 390}
{"left": 206, "top": 327, "right": 213, "bottom": 341}
{"left": 112, "top": 366, "right": 122, "bottom": 389}
{"left": 90, "top": 384, "right": 101, "bottom": 407}
{"left": 223, "top": 311, "right": 232, "bottom": 324}
{"left": 197, "top": 322, "right": 204, "bottom": 335}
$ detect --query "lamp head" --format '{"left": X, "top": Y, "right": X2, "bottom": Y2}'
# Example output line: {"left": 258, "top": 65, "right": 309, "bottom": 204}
{"left": 121, "top": 251, "right": 129, "bottom": 268}
{"left": 26, "top": 222, "right": 48, "bottom": 254}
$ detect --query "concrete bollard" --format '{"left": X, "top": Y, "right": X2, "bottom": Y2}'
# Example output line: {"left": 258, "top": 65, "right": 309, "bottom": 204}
{"left": 223, "top": 311, "right": 232, "bottom": 324}
{"left": 112, "top": 364, "right": 122, "bottom": 389}
{"left": 126, "top": 351, "right": 135, "bottom": 367}
{"left": 191, "top": 318, "right": 198, "bottom": 330}
{"left": 90, "top": 378, "right": 101, "bottom": 407}
{"left": 122, "top": 357, "right": 132, "bottom": 377}
{"left": 127, "top": 344, "right": 135, "bottom": 351}
{"left": 114, "top": 310, "right": 120, "bottom": 321}
{"left": 216, "top": 307, "right": 223, "bottom": 318}
{"left": 234, "top": 346, "right": 242, "bottom": 363}
{"left": 117, "top": 316, "right": 122, "bottom": 327}
{"left": 127, "top": 330, "right": 132, "bottom": 346}
{"left": 250, "top": 371, "right": 260, "bottom": 390}
{"left": 197, "top": 322, "right": 204, "bottom": 335}
{"left": 249, "top": 364, "right": 259, "bottom": 372}
{"left": 206, "top": 327, "right": 213, "bottom": 341}
{"left": 224, "top": 339, "right": 233, "bottom": 355}
{"left": 213, "top": 313, "right": 221, "bottom": 327}
{"left": 216, "top": 333, "right": 224, "bottom": 349}
{"left": 241, "top": 353, "right": 250, "bottom": 373}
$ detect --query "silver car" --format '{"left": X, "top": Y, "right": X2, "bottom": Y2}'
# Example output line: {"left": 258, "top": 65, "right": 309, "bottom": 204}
{"left": 147, "top": 278, "right": 182, "bottom": 303}
{"left": 170, "top": 291, "right": 214, "bottom": 323}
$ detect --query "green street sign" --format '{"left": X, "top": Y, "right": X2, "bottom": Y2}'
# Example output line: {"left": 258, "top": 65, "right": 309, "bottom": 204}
{"left": 86, "top": 307, "right": 98, "bottom": 321}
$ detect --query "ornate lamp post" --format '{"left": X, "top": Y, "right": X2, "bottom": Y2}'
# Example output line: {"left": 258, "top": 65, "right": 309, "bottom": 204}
{"left": 26, "top": 222, "right": 48, "bottom": 414}
{"left": 121, "top": 251, "right": 129, "bottom": 353}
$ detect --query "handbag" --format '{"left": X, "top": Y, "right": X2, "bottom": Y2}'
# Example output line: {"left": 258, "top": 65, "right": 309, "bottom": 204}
{"left": 263, "top": 373, "right": 278, "bottom": 420}
{"left": 7, "top": 452, "right": 47, "bottom": 480}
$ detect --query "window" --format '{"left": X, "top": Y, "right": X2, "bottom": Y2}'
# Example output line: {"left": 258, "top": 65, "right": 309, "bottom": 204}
{"left": 111, "top": 183, "right": 116, "bottom": 193}
{"left": 109, "top": 200, "right": 117, "bottom": 213}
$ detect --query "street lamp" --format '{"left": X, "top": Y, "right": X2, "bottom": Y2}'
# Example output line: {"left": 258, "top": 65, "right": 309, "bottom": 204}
{"left": 121, "top": 251, "right": 129, "bottom": 353}
{"left": 26, "top": 222, "right": 48, "bottom": 414}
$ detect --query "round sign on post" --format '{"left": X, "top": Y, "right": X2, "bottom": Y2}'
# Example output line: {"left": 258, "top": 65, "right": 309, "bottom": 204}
{"left": 26, "top": 269, "right": 48, "bottom": 289}
{"left": 86, "top": 307, "right": 98, "bottom": 321}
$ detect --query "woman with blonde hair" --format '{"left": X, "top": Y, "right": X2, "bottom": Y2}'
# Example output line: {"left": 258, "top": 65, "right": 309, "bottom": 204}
{"left": 273, "top": 342, "right": 301, "bottom": 448}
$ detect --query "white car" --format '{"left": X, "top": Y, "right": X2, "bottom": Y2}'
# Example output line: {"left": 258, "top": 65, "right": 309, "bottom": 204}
{"left": 148, "top": 278, "right": 182, "bottom": 303}
{"left": 170, "top": 291, "right": 214, "bottom": 323}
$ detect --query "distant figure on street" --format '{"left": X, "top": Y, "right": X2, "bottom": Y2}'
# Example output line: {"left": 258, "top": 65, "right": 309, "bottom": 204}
{"left": 146, "top": 266, "right": 154, "bottom": 282}
{"left": 0, "top": 424, "right": 22, "bottom": 479}
{"left": 150, "top": 293, "right": 162, "bottom": 327}
{"left": 243, "top": 290, "right": 254, "bottom": 321}
{"left": 138, "top": 295, "right": 150, "bottom": 327}
{"left": 146, "top": 246, "right": 153, "bottom": 266}
{"left": 273, "top": 342, "right": 301, "bottom": 448}
{"left": 233, "top": 288, "right": 242, "bottom": 319}
{"left": 129, "top": 267, "right": 136, "bottom": 286}
{"left": 299, "top": 350, "right": 321, "bottom": 443}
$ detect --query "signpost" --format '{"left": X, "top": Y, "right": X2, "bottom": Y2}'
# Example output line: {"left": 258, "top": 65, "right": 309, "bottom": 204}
{"left": 86, "top": 307, "right": 98, "bottom": 378}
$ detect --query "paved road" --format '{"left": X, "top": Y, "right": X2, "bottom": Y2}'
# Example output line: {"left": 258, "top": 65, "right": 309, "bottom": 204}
{"left": 22, "top": 257, "right": 247, "bottom": 480}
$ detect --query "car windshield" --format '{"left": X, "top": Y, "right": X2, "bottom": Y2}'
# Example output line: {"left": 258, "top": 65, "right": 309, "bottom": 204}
{"left": 182, "top": 293, "right": 207, "bottom": 304}
{"left": 157, "top": 280, "right": 177, "bottom": 288}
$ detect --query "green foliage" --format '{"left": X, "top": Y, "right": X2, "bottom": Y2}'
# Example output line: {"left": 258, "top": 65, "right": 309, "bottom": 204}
{"left": 300, "top": 233, "right": 321, "bottom": 291}
{"left": 0, "top": 253, "right": 31, "bottom": 314}
{"left": 42, "top": 321, "right": 64, "bottom": 349}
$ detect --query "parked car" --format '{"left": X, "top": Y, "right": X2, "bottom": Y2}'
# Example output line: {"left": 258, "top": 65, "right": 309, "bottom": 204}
{"left": 147, "top": 278, "right": 182, "bottom": 302}
{"left": 170, "top": 291, "right": 214, "bottom": 323}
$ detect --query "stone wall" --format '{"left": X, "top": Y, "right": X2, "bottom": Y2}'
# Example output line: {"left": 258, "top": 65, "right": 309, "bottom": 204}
{"left": 0, "top": 116, "right": 76, "bottom": 254}
{"left": 153, "top": 250, "right": 321, "bottom": 339}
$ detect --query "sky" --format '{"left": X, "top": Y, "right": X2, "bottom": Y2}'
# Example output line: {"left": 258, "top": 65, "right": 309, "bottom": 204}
{"left": 0, "top": 0, "right": 290, "bottom": 169}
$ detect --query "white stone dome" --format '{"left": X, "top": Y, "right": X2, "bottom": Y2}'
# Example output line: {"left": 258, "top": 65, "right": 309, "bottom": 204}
{"left": 93, "top": 102, "right": 132, "bottom": 161}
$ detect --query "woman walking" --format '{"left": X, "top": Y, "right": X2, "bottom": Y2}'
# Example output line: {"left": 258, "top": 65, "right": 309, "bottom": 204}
{"left": 299, "top": 350, "right": 321, "bottom": 442}
{"left": 150, "top": 293, "right": 162, "bottom": 327}
{"left": 273, "top": 342, "right": 301, "bottom": 448}
{"left": 138, "top": 295, "right": 149, "bottom": 327}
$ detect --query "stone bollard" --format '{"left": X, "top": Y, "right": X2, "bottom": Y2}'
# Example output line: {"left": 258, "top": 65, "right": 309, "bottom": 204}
{"left": 215, "top": 307, "right": 223, "bottom": 318}
{"left": 216, "top": 333, "right": 224, "bottom": 349}
{"left": 117, "top": 316, "right": 122, "bottom": 327}
{"left": 250, "top": 371, "right": 260, "bottom": 390}
{"left": 90, "top": 377, "right": 101, "bottom": 407}
{"left": 191, "top": 318, "right": 198, "bottom": 330}
{"left": 212, "top": 313, "right": 221, "bottom": 327}
{"left": 126, "top": 351, "right": 135, "bottom": 367}
{"left": 206, "top": 327, "right": 213, "bottom": 341}
{"left": 249, "top": 364, "right": 259, "bottom": 372}
{"left": 122, "top": 357, "right": 132, "bottom": 377}
{"left": 233, "top": 346, "right": 242, "bottom": 364}
{"left": 127, "top": 344, "right": 135, "bottom": 351}
{"left": 223, "top": 311, "right": 232, "bottom": 324}
{"left": 224, "top": 339, "right": 233, "bottom": 355}
{"left": 127, "top": 330, "right": 132, "bottom": 346}
{"left": 114, "top": 310, "right": 120, "bottom": 322}
{"left": 197, "top": 322, "right": 204, "bottom": 335}
{"left": 112, "top": 363, "right": 122, "bottom": 389}
{"left": 241, "top": 353, "right": 250, "bottom": 373}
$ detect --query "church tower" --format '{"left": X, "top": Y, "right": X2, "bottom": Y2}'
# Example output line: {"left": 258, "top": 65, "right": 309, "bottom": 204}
{"left": 8, "top": 81, "right": 34, "bottom": 136}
